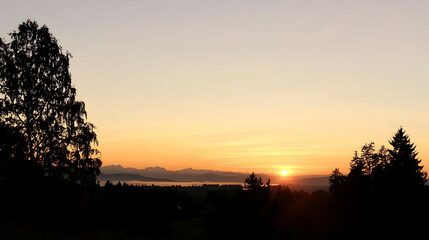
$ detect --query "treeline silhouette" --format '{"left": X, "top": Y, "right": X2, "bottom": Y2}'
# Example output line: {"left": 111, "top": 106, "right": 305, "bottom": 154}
{"left": 328, "top": 127, "right": 429, "bottom": 239}
{"left": 2, "top": 173, "right": 426, "bottom": 239}
{"left": 1, "top": 20, "right": 429, "bottom": 239}
{"left": 0, "top": 180, "right": 341, "bottom": 239}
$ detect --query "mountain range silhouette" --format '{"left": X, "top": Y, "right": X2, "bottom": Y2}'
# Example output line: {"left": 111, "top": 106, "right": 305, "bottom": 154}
{"left": 99, "top": 165, "right": 330, "bottom": 189}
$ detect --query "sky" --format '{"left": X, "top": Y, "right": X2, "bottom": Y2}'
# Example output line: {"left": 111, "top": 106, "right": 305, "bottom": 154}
{"left": 1, "top": 0, "right": 429, "bottom": 175}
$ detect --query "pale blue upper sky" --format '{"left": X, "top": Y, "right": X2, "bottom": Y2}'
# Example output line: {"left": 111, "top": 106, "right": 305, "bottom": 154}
{"left": 1, "top": 1, "right": 428, "bottom": 174}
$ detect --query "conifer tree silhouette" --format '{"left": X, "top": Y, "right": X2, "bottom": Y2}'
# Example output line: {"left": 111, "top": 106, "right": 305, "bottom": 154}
{"left": 386, "top": 127, "right": 427, "bottom": 191}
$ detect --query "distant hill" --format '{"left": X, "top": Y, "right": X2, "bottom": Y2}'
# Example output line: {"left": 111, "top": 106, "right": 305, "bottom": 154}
{"left": 294, "top": 176, "right": 329, "bottom": 186}
{"left": 97, "top": 173, "right": 174, "bottom": 182}
{"left": 100, "top": 165, "right": 270, "bottom": 183}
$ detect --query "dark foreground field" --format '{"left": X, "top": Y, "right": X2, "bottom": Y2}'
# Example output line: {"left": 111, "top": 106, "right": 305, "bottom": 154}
{"left": 1, "top": 181, "right": 428, "bottom": 240}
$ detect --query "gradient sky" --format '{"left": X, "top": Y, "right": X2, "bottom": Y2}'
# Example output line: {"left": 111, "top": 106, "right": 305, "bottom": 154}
{"left": 1, "top": 0, "right": 429, "bottom": 175}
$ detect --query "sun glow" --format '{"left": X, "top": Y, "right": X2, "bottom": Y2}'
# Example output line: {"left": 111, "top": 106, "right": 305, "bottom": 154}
{"left": 281, "top": 170, "right": 288, "bottom": 176}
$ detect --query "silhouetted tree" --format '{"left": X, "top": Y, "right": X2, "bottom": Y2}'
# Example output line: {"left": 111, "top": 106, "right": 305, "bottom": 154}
{"left": 244, "top": 172, "right": 270, "bottom": 190}
{"left": 332, "top": 143, "right": 392, "bottom": 195}
{"left": 104, "top": 180, "right": 113, "bottom": 188}
{"left": 370, "top": 145, "right": 389, "bottom": 193}
{"left": 360, "top": 142, "right": 377, "bottom": 175}
{"left": 386, "top": 127, "right": 427, "bottom": 192}
{"left": 328, "top": 127, "right": 429, "bottom": 238}
{"left": 0, "top": 20, "right": 101, "bottom": 185}
{"left": 347, "top": 151, "right": 370, "bottom": 200}
{"left": 329, "top": 168, "right": 346, "bottom": 195}
{"left": 349, "top": 151, "right": 364, "bottom": 174}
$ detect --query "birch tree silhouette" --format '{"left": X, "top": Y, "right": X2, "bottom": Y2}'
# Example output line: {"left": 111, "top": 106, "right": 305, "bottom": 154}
{"left": 0, "top": 20, "right": 101, "bottom": 185}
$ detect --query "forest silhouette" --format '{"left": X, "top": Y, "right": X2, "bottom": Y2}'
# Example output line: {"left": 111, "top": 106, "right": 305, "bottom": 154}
{"left": 1, "top": 20, "right": 428, "bottom": 240}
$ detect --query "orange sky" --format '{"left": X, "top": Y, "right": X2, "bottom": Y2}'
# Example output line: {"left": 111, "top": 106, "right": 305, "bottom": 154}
{"left": 1, "top": 1, "right": 429, "bottom": 175}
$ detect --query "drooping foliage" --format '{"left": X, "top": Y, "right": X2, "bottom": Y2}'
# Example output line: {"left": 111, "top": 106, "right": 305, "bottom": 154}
{"left": 0, "top": 20, "right": 101, "bottom": 186}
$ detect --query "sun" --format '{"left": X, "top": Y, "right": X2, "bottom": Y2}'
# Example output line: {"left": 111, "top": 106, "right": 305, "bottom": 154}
{"left": 281, "top": 170, "right": 288, "bottom": 176}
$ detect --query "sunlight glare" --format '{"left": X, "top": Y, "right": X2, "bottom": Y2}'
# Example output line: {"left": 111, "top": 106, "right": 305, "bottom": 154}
{"left": 281, "top": 170, "right": 288, "bottom": 176}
